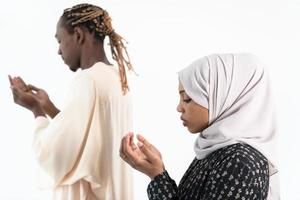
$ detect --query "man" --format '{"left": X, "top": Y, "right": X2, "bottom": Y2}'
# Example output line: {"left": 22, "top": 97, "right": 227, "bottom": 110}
{"left": 9, "top": 3, "right": 134, "bottom": 200}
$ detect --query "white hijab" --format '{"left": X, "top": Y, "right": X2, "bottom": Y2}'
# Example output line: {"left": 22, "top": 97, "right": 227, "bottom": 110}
{"left": 178, "top": 53, "right": 279, "bottom": 199}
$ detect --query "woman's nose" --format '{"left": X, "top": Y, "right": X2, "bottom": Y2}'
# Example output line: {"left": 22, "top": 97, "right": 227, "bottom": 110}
{"left": 177, "top": 103, "right": 183, "bottom": 113}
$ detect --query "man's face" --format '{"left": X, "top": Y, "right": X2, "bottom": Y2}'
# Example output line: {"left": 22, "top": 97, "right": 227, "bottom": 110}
{"left": 55, "top": 21, "right": 81, "bottom": 72}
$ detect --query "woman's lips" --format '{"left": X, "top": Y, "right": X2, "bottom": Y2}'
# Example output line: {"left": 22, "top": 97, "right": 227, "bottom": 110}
{"left": 181, "top": 117, "right": 187, "bottom": 126}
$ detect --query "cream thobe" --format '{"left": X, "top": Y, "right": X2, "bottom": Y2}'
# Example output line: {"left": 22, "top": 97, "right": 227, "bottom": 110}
{"left": 33, "top": 62, "right": 133, "bottom": 200}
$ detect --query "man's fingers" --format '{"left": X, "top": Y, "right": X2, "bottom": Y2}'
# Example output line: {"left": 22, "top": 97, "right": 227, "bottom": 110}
{"left": 9, "top": 76, "right": 18, "bottom": 86}
{"left": 8, "top": 75, "right": 13, "bottom": 85}
{"left": 28, "top": 84, "right": 40, "bottom": 92}
{"left": 9, "top": 76, "right": 30, "bottom": 92}
{"left": 10, "top": 86, "right": 24, "bottom": 103}
{"left": 11, "top": 86, "right": 20, "bottom": 96}
{"left": 15, "top": 77, "right": 27, "bottom": 87}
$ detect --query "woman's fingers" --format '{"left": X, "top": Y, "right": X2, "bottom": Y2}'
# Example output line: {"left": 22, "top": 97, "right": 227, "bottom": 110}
{"left": 122, "top": 133, "right": 131, "bottom": 155}
{"left": 137, "top": 134, "right": 163, "bottom": 162}
{"left": 136, "top": 134, "right": 152, "bottom": 147}
{"left": 120, "top": 135, "right": 129, "bottom": 159}
{"left": 123, "top": 133, "right": 158, "bottom": 163}
{"left": 137, "top": 134, "right": 162, "bottom": 157}
{"left": 123, "top": 133, "right": 138, "bottom": 159}
{"left": 120, "top": 133, "right": 143, "bottom": 169}
{"left": 120, "top": 136, "right": 127, "bottom": 157}
{"left": 120, "top": 133, "right": 164, "bottom": 179}
{"left": 120, "top": 133, "right": 135, "bottom": 159}
{"left": 137, "top": 134, "right": 154, "bottom": 154}
{"left": 129, "top": 133, "right": 138, "bottom": 150}
{"left": 137, "top": 141, "right": 158, "bottom": 163}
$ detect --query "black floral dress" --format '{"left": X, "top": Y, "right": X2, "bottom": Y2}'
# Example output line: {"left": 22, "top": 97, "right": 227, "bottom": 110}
{"left": 147, "top": 143, "right": 269, "bottom": 200}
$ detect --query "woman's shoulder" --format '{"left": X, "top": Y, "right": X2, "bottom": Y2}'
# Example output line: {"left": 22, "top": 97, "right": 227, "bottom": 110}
{"left": 209, "top": 143, "right": 269, "bottom": 170}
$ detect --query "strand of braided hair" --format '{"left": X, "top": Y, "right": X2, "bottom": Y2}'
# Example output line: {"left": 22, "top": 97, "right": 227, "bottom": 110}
{"left": 61, "top": 3, "right": 134, "bottom": 94}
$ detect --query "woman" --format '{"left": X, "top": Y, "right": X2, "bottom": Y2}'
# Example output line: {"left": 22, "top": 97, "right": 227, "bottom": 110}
{"left": 120, "top": 53, "right": 279, "bottom": 199}
{"left": 10, "top": 3, "right": 134, "bottom": 200}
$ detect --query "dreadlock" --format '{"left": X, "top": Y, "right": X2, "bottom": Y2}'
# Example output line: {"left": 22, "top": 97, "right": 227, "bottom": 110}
{"left": 60, "top": 3, "right": 133, "bottom": 94}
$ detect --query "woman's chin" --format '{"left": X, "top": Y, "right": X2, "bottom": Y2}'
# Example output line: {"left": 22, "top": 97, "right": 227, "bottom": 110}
{"left": 187, "top": 127, "right": 198, "bottom": 134}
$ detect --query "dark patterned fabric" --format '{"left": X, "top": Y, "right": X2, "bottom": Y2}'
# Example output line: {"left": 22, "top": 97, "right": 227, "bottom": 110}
{"left": 147, "top": 143, "right": 269, "bottom": 200}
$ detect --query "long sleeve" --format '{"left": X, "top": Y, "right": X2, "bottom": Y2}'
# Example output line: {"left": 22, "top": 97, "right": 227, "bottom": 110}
{"left": 34, "top": 116, "right": 50, "bottom": 135}
{"left": 201, "top": 153, "right": 269, "bottom": 200}
{"left": 32, "top": 73, "right": 96, "bottom": 185}
{"left": 147, "top": 171, "right": 178, "bottom": 200}
{"left": 147, "top": 144, "right": 269, "bottom": 200}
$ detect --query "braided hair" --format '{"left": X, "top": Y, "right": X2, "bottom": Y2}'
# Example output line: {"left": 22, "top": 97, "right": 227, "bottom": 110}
{"left": 60, "top": 3, "right": 133, "bottom": 94}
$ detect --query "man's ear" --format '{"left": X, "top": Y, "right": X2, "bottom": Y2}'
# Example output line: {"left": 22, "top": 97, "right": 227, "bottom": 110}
{"left": 73, "top": 27, "right": 84, "bottom": 44}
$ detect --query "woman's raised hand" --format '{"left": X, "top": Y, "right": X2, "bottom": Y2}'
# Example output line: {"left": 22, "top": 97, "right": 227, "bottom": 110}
{"left": 120, "top": 132, "right": 165, "bottom": 179}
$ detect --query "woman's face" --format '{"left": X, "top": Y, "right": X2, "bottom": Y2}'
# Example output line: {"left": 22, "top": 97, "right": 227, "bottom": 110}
{"left": 177, "top": 82, "right": 209, "bottom": 133}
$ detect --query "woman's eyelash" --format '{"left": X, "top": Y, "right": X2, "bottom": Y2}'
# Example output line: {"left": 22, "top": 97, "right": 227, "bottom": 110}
{"left": 183, "top": 98, "right": 192, "bottom": 103}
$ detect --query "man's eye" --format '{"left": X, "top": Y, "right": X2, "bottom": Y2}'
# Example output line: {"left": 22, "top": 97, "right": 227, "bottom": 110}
{"left": 183, "top": 98, "right": 192, "bottom": 103}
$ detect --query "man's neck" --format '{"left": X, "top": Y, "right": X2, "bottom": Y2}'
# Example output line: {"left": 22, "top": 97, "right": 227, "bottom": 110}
{"left": 80, "top": 43, "right": 110, "bottom": 70}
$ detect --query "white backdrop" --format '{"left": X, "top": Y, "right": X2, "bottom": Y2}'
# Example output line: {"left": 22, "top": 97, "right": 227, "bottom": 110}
{"left": 0, "top": 0, "right": 299, "bottom": 199}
